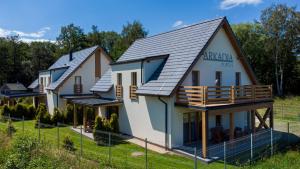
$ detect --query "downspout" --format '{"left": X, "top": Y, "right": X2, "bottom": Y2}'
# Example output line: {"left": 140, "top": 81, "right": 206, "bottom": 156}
{"left": 141, "top": 60, "right": 144, "bottom": 84}
{"left": 158, "top": 96, "right": 168, "bottom": 150}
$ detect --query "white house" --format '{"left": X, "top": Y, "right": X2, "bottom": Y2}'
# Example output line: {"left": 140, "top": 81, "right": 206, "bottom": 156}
{"left": 28, "top": 46, "right": 112, "bottom": 114}
{"left": 88, "top": 17, "right": 273, "bottom": 159}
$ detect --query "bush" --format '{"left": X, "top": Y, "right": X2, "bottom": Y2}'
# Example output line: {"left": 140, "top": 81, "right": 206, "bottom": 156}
{"left": 51, "top": 108, "right": 64, "bottom": 125}
{"left": 27, "top": 104, "right": 36, "bottom": 119}
{"left": 6, "top": 119, "right": 16, "bottom": 137}
{"left": 4, "top": 135, "right": 37, "bottom": 169}
{"left": 35, "top": 104, "right": 52, "bottom": 128}
{"left": 0, "top": 105, "right": 10, "bottom": 122}
{"left": 109, "top": 113, "right": 119, "bottom": 133}
{"left": 64, "top": 104, "right": 74, "bottom": 124}
{"left": 14, "top": 104, "right": 28, "bottom": 118}
{"left": 62, "top": 135, "right": 75, "bottom": 151}
{"left": 93, "top": 116, "right": 106, "bottom": 144}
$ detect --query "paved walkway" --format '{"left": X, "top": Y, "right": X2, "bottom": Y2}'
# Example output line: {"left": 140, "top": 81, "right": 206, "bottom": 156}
{"left": 70, "top": 126, "right": 170, "bottom": 154}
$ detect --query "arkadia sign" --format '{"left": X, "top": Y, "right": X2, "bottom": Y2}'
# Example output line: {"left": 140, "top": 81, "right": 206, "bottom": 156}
{"left": 202, "top": 51, "right": 233, "bottom": 67}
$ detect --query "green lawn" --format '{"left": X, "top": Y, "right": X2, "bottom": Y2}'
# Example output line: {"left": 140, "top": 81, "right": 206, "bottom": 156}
{"left": 0, "top": 120, "right": 231, "bottom": 169}
{"left": 273, "top": 96, "right": 300, "bottom": 121}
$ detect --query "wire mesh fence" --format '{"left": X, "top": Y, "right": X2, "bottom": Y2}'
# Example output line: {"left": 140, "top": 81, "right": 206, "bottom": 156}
{"left": 1, "top": 109, "right": 300, "bottom": 169}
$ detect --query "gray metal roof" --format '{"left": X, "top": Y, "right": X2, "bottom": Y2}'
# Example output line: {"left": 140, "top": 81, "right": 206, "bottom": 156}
{"left": 1, "top": 83, "right": 27, "bottom": 91}
{"left": 28, "top": 78, "right": 38, "bottom": 89}
{"left": 71, "top": 98, "right": 121, "bottom": 106}
{"left": 47, "top": 46, "right": 99, "bottom": 90}
{"left": 90, "top": 68, "right": 112, "bottom": 92}
{"left": 116, "top": 17, "right": 225, "bottom": 96}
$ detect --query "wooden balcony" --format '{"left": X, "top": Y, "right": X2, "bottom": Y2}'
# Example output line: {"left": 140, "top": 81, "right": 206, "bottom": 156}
{"left": 176, "top": 85, "right": 273, "bottom": 107}
{"left": 74, "top": 84, "right": 82, "bottom": 94}
{"left": 116, "top": 85, "right": 123, "bottom": 99}
{"left": 129, "top": 85, "right": 138, "bottom": 100}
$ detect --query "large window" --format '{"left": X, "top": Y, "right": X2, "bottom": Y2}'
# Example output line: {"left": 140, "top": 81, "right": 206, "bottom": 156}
{"left": 131, "top": 72, "right": 137, "bottom": 86}
{"left": 235, "top": 72, "right": 241, "bottom": 86}
{"left": 75, "top": 76, "right": 82, "bottom": 85}
{"left": 216, "top": 115, "right": 222, "bottom": 127}
{"left": 215, "top": 71, "right": 222, "bottom": 87}
{"left": 192, "top": 71, "right": 200, "bottom": 86}
{"left": 117, "top": 73, "right": 122, "bottom": 85}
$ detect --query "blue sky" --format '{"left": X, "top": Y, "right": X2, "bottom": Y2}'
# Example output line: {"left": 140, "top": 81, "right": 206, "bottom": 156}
{"left": 0, "top": 0, "right": 299, "bottom": 42}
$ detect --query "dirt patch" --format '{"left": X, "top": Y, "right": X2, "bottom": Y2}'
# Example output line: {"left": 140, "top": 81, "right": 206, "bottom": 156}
{"left": 131, "top": 151, "right": 144, "bottom": 157}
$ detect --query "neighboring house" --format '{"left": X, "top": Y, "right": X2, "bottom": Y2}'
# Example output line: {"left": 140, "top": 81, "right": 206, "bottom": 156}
{"left": 89, "top": 17, "right": 273, "bottom": 159}
{"left": 0, "top": 83, "right": 42, "bottom": 106}
{"left": 29, "top": 46, "right": 112, "bottom": 114}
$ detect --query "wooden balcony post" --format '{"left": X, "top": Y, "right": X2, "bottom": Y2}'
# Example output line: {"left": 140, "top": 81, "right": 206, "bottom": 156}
{"left": 202, "top": 86, "right": 208, "bottom": 105}
{"left": 231, "top": 86, "right": 235, "bottom": 103}
{"left": 229, "top": 112, "right": 234, "bottom": 140}
{"left": 202, "top": 110, "right": 208, "bottom": 158}
{"left": 252, "top": 85, "right": 256, "bottom": 102}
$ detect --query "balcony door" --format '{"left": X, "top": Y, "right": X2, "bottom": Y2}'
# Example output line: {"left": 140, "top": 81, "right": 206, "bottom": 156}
{"left": 183, "top": 112, "right": 202, "bottom": 144}
{"left": 192, "top": 71, "right": 200, "bottom": 86}
{"left": 74, "top": 76, "right": 82, "bottom": 93}
{"left": 215, "top": 71, "right": 222, "bottom": 98}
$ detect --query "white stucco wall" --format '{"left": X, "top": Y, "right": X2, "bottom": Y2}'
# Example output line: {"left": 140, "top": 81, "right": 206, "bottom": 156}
{"left": 182, "top": 28, "right": 252, "bottom": 86}
{"left": 172, "top": 28, "right": 254, "bottom": 146}
{"left": 45, "top": 50, "right": 111, "bottom": 114}
{"left": 112, "top": 62, "right": 168, "bottom": 146}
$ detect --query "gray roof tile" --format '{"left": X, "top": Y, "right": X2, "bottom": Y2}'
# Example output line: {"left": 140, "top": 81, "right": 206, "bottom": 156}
{"left": 47, "top": 46, "right": 99, "bottom": 90}
{"left": 28, "top": 78, "right": 38, "bottom": 89}
{"left": 90, "top": 68, "right": 113, "bottom": 92}
{"left": 116, "top": 17, "right": 225, "bottom": 96}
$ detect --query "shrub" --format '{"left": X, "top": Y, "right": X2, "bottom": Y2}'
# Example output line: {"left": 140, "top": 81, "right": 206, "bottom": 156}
{"left": 14, "top": 104, "right": 28, "bottom": 118}
{"left": 4, "top": 135, "right": 37, "bottom": 169}
{"left": 51, "top": 108, "right": 64, "bottom": 125}
{"left": 6, "top": 119, "right": 16, "bottom": 137}
{"left": 0, "top": 105, "right": 10, "bottom": 122}
{"left": 64, "top": 104, "right": 74, "bottom": 124}
{"left": 35, "top": 104, "right": 52, "bottom": 128}
{"left": 27, "top": 104, "right": 36, "bottom": 119}
{"left": 93, "top": 116, "right": 106, "bottom": 144}
{"left": 62, "top": 135, "right": 75, "bottom": 151}
{"left": 109, "top": 113, "right": 119, "bottom": 133}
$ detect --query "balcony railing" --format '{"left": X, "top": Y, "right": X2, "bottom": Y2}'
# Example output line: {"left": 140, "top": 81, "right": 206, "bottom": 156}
{"left": 176, "top": 85, "right": 272, "bottom": 107}
{"left": 116, "top": 85, "right": 123, "bottom": 99}
{"left": 129, "top": 85, "right": 138, "bottom": 100}
{"left": 74, "top": 84, "right": 82, "bottom": 94}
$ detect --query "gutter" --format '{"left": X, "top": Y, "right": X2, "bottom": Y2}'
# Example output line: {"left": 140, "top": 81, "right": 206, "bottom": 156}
{"left": 158, "top": 96, "right": 168, "bottom": 149}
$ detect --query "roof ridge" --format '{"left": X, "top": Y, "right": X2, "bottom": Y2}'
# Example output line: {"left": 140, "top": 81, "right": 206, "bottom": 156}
{"left": 60, "top": 45, "right": 99, "bottom": 57}
{"left": 136, "top": 16, "right": 225, "bottom": 41}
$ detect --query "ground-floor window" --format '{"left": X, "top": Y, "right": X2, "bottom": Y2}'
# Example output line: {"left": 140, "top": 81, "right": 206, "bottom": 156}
{"left": 183, "top": 112, "right": 202, "bottom": 144}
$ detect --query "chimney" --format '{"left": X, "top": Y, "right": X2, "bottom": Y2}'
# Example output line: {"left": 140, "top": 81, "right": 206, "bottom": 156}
{"left": 69, "top": 50, "right": 73, "bottom": 61}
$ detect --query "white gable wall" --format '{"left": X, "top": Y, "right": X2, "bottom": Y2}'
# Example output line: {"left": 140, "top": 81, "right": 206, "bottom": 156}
{"left": 46, "top": 51, "right": 111, "bottom": 114}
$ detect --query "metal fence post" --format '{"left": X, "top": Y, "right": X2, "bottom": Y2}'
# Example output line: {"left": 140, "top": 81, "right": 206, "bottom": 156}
{"left": 194, "top": 147, "right": 197, "bottom": 169}
{"left": 80, "top": 126, "right": 83, "bottom": 157}
{"left": 57, "top": 122, "right": 60, "bottom": 149}
{"left": 270, "top": 128, "right": 273, "bottom": 156}
{"left": 224, "top": 141, "right": 226, "bottom": 169}
{"left": 22, "top": 116, "right": 24, "bottom": 134}
{"left": 38, "top": 118, "right": 41, "bottom": 143}
{"left": 109, "top": 132, "right": 112, "bottom": 166}
{"left": 250, "top": 133, "right": 253, "bottom": 163}
{"left": 145, "top": 138, "right": 148, "bottom": 169}
{"left": 287, "top": 122, "right": 290, "bottom": 145}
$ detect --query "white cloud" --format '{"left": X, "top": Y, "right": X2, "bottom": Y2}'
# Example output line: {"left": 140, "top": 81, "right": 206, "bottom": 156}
{"left": 0, "top": 26, "right": 54, "bottom": 43}
{"left": 220, "top": 0, "right": 262, "bottom": 10}
{"left": 172, "top": 20, "right": 189, "bottom": 29}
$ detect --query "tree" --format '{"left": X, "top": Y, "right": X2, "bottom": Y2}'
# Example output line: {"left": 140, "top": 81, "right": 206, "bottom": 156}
{"left": 56, "top": 24, "right": 88, "bottom": 54}
{"left": 261, "top": 4, "right": 300, "bottom": 96}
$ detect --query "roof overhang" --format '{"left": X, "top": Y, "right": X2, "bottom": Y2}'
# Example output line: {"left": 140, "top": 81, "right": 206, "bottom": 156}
{"left": 60, "top": 94, "right": 97, "bottom": 100}
{"left": 0, "top": 92, "right": 46, "bottom": 99}
{"left": 69, "top": 98, "right": 122, "bottom": 107}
